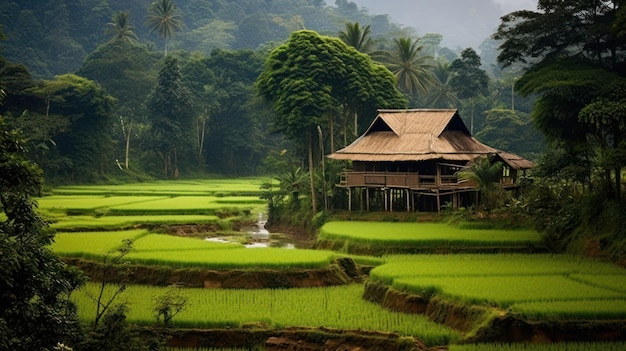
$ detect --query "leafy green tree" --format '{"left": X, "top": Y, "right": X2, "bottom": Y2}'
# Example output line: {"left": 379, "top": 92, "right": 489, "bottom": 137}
{"left": 28, "top": 74, "right": 116, "bottom": 182}
{"left": 147, "top": 55, "right": 193, "bottom": 178}
{"left": 0, "top": 114, "right": 83, "bottom": 350}
{"left": 450, "top": 48, "right": 489, "bottom": 134}
{"left": 257, "top": 30, "right": 406, "bottom": 214}
{"left": 379, "top": 37, "right": 435, "bottom": 102}
{"left": 181, "top": 49, "right": 268, "bottom": 174}
{"left": 145, "top": 0, "right": 184, "bottom": 55}
{"left": 105, "top": 11, "right": 138, "bottom": 44}
{"left": 339, "top": 22, "right": 375, "bottom": 54}
{"left": 476, "top": 109, "right": 545, "bottom": 159}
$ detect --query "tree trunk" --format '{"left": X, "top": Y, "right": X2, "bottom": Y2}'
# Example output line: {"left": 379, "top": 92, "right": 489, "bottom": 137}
{"left": 125, "top": 119, "right": 132, "bottom": 169}
{"left": 197, "top": 116, "right": 206, "bottom": 159}
{"left": 308, "top": 131, "right": 317, "bottom": 215}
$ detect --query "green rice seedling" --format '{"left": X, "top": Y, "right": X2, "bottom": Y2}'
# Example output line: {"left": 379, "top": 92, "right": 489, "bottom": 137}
{"left": 370, "top": 254, "right": 625, "bottom": 285}
{"left": 50, "top": 215, "right": 221, "bottom": 230}
{"left": 510, "top": 299, "right": 626, "bottom": 320}
{"left": 213, "top": 196, "right": 267, "bottom": 204}
{"left": 132, "top": 234, "right": 242, "bottom": 251}
{"left": 569, "top": 274, "right": 626, "bottom": 293}
{"left": 449, "top": 341, "right": 626, "bottom": 351}
{"left": 319, "top": 221, "right": 542, "bottom": 247}
{"left": 107, "top": 196, "right": 264, "bottom": 215}
{"left": 391, "top": 275, "right": 624, "bottom": 307}
{"left": 124, "top": 247, "right": 336, "bottom": 269}
{"left": 73, "top": 283, "right": 461, "bottom": 346}
{"left": 37, "top": 195, "right": 166, "bottom": 213}
{"left": 51, "top": 178, "right": 270, "bottom": 196}
{"left": 51, "top": 230, "right": 148, "bottom": 257}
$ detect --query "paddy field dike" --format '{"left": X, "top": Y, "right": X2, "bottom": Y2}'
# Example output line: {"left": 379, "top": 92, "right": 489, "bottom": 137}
{"left": 40, "top": 178, "right": 626, "bottom": 351}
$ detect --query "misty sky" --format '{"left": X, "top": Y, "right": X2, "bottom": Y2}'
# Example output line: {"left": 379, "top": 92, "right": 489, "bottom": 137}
{"left": 350, "top": 0, "right": 538, "bottom": 49}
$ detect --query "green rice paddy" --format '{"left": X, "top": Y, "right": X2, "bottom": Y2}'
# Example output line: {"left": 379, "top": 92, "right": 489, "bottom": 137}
{"left": 73, "top": 283, "right": 461, "bottom": 346}
{"left": 371, "top": 254, "right": 626, "bottom": 319}
{"left": 319, "top": 221, "right": 543, "bottom": 247}
{"left": 36, "top": 179, "right": 626, "bottom": 349}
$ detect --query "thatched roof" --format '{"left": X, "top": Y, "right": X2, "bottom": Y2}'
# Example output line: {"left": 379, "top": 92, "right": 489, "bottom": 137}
{"left": 327, "top": 109, "right": 534, "bottom": 170}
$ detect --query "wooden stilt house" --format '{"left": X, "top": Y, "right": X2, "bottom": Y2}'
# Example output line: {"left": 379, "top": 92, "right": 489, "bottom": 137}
{"left": 327, "top": 109, "right": 534, "bottom": 212}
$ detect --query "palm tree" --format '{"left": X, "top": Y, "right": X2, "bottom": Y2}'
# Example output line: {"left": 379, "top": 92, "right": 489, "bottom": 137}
{"left": 380, "top": 37, "right": 436, "bottom": 99}
{"left": 425, "top": 61, "right": 460, "bottom": 108}
{"left": 145, "top": 0, "right": 184, "bottom": 55}
{"left": 105, "top": 11, "right": 138, "bottom": 44}
{"left": 338, "top": 22, "right": 374, "bottom": 54}
{"left": 457, "top": 156, "right": 507, "bottom": 211}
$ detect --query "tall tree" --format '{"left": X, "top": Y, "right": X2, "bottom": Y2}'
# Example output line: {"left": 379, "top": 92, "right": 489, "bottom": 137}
{"left": 257, "top": 30, "right": 406, "bottom": 214}
{"left": 379, "top": 37, "right": 435, "bottom": 101}
{"left": 145, "top": 0, "right": 184, "bottom": 55}
{"left": 450, "top": 48, "right": 489, "bottom": 134}
{"left": 0, "top": 115, "right": 83, "bottom": 350}
{"left": 338, "top": 22, "right": 374, "bottom": 54}
{"left": 495, "top": 0, "right": 626, "bottom": 198}
{"left": 29, "top": 74, "right": 116, "bottom": 182}
{"left": 105, "top": 11, "right": 138, "bottom": 44}
{"left": 425, "top": 61, "right": 460, "bottom": 108}
{"left": 147, "top": 55, "right": 193, "bottom": 178}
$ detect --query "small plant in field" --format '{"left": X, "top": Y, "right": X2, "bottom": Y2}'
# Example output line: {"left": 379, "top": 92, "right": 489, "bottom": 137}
{"left": 153, "top": 287, "right": 188, "bottom": 327}
{"left": 85, "top": 239, "right": 134, "bottom": 329}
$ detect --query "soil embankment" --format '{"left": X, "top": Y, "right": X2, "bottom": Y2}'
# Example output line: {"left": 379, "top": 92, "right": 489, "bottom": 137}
{"left": 64, "top": 257, "right": 366, "bottom": 289}
{"left": 160, "top": 327, "right": 425, "bottom": 351}
{"left": 363, "top": 281, "right": 626, "bottom": 343}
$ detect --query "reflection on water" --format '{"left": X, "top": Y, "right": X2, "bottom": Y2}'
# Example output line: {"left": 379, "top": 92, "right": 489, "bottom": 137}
{"left": 204, "top": 212, "right": 295, "bottom": 249}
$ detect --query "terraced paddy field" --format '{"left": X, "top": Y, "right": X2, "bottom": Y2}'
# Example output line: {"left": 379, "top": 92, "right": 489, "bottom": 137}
{"left": 38, "top": 180, "right": 626, "bottom": 350}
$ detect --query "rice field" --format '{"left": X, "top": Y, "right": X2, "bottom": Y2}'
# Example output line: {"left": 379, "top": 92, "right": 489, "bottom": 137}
{"left": 370, "top": 254, "right": 626, "bottom": 319}
{"left": 49, "top": 178, "right": 269, "bottom": 196}
{"left": 49, "top": 214, "right": 221, "bottom": 230}
{"left": 73, "top": 283, "right": 461, "bottom": 346}
{"left": 35, "top": 180, "right": 626, "bottom": 346}
{"left": 125, "top": 247, "right": 337, "bottom": 269}
{"left": 318, "top": 221, "right": 542, "bottom": 247}
{"left": 51, "top": 230, "right": 148, "bottom": 256}
{"left": 52, "top": 231, "right": 337, "bottom": 269}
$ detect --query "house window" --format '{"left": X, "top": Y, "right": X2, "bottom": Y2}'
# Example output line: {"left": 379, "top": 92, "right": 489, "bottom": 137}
{"left": 502, "top": 166, "right": 510, "bottom": 177}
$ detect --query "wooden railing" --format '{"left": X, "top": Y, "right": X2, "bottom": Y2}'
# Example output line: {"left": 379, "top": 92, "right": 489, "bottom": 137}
{"left": 338, "top": 172, "right": 461, "bottom": 189}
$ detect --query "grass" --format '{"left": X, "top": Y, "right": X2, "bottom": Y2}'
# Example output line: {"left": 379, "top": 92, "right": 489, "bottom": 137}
{"left": 318, "top": 221, "right": 542, "bottom": 247}
{"left": 73, "top": 283, "right": 461, "bottom": 346}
